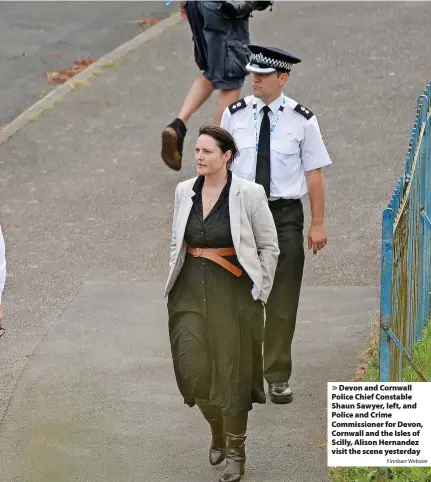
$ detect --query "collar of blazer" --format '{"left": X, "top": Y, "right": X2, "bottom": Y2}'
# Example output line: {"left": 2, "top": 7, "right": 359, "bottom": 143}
{"left": 176, "top": 172, "right": 242, "bottom": 256}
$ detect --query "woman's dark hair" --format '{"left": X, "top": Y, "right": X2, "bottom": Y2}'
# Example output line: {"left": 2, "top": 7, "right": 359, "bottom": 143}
{"left": 198, "top": 124, "right": 238, "bottom": 167}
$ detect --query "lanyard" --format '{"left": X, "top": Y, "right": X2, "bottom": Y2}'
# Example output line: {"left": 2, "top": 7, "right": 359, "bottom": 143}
{"left": 253, "top": 95, "right": 286, "bottom": 153}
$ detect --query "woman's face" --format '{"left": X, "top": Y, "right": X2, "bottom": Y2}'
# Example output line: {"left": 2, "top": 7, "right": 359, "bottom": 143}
{"left": 195, "top": 134, "right": 230, "bottom": 176}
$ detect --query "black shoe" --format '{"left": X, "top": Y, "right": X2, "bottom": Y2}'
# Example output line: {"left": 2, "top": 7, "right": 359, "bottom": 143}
{"left": 161, "top": 118, "right": 187, "bottom": 171}
{"left": 268, "top": 382, "right": 293, "bottom": 404}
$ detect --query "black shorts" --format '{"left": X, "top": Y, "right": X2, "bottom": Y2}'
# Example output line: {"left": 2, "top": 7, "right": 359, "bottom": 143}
{"left": 184, "top": 1, "right": 250, "bottom": 90}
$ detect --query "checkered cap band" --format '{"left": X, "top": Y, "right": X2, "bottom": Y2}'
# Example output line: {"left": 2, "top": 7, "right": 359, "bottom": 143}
{"left": 250, "top": 52, "right": 293, "bottom": 71}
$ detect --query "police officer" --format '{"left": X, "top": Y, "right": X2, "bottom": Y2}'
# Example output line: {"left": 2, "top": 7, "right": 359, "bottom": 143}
{"left": 221, "top": 44, "right": 332, "bottom": 404}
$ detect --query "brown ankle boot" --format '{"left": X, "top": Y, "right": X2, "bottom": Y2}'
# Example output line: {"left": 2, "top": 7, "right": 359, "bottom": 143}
{"left": 161, "top": 118, "right": 187, "bottom": 171}
{"left": 219, "top": 413, "right": 248, "bottom": 482}
{"left": 196, "top": 400, "right": 226, "bottom": 466}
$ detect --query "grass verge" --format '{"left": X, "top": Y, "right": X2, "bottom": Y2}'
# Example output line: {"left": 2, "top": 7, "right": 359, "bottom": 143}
{"left": 71, "top": 79, "right": 90, "bottom": 90}
{"left": 330, "top": 322, "right": 431, "bottom": 482}
{"left": 101, "top": 60, "right": 116, "bottom": 68}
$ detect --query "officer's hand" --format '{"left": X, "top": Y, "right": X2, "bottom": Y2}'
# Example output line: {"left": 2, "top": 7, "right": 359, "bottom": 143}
{"left": 307, "top": 224, "right": 327, "bottom": 255}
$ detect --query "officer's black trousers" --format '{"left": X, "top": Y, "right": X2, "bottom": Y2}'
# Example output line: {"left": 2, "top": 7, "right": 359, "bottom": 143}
{"left": 264, "top": 199, "right": 305, "bottom": 384}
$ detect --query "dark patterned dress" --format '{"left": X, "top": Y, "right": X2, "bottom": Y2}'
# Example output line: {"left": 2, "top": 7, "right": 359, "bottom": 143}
{"left": 167, "top": 171, "right": 266, "bottom": 416}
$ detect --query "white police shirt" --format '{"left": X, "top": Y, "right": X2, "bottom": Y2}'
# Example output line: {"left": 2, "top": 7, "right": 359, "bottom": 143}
{"left": 221, "top": 94, "right": 332, "bottom": 200}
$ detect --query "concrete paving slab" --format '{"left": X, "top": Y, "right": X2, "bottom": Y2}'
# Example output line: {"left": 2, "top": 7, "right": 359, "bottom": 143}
{"left": 0, "top": 283, "right": 378, "bottom": 482}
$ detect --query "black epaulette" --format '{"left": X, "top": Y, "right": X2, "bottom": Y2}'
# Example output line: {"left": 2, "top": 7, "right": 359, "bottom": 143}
{"left": 294, "top": 103, "right": 314, "bottom": 120}
{"left": 228, "top": 98, "right": 247, "bottom": 115}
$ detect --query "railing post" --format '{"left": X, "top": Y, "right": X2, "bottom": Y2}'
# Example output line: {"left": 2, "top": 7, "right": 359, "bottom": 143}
{"left": 379, "top": 207, "right": 394, "bottom": 481}
{"left": 380, "top": 207, "right": 394, "bottom": 382}
{"left": 416, "top": 98, "right": 426, "bottom": 341}
{"left": 427, "top": 87, "right": 431, "bottom": 326}
{"left": 377, "top": 468, "right": 389, "bottom": 481}
{"left": 420, "top": 90, "right": 431, "bottom": 335}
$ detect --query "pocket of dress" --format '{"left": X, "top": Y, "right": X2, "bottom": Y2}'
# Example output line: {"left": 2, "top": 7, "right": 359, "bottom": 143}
{"left": 225, "top": 40, "right": 248, "bottom": 78}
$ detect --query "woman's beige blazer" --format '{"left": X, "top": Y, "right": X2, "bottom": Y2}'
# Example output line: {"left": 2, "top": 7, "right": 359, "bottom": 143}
{"left": 165, "top": 173, "right": 280, "bottom": 303}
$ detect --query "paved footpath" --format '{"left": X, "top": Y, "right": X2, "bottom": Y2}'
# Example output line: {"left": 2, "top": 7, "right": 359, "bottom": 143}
{"left": 1, "top": 2, "right": 431, "bottom": 481}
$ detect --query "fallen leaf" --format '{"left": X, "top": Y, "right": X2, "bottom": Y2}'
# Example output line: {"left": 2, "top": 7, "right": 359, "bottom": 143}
{"left": 44, "top": 58, "right": 98, "bottom": 85}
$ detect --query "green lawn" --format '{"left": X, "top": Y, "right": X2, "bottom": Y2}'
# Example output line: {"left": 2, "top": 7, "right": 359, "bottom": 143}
{"left": 330, "top": 322, "right": 431, "bottom": 482}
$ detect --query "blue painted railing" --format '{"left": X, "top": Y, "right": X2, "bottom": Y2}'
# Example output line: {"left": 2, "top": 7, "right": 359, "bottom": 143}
{"left": 377, "top": 81, "right": 431, "bottom": 481}
{"left": 380, "top": 81, "right": 431, "bottom": 383}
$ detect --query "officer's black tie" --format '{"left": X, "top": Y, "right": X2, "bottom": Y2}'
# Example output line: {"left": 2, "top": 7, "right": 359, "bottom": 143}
{"left": 255, "top": 105, "right": 271, "bottom": 198}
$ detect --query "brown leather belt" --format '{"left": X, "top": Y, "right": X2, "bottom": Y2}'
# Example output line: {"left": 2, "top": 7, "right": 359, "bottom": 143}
{"left": 187, "top": 247, "right": 242, "bottom": 277}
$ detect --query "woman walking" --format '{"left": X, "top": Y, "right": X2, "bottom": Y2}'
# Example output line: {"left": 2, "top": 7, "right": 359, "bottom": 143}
{"left": 165, "top": 125, "right": 279, "bottom": 482}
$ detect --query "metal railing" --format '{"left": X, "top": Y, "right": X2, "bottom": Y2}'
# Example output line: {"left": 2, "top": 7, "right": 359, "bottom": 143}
{"left": 380, "top": 80, "right": 431, "bottom": 383}
{"left": 377, "top": 81, "right": 431, "bottom": 481}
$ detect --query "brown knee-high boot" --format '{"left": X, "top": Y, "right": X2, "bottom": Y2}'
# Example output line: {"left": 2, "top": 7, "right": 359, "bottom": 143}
{"left": 196, "top": 399, "right": 226, "bottom": 466}
{"left": 219, "top": 412, "right": 248, "bottom": 482}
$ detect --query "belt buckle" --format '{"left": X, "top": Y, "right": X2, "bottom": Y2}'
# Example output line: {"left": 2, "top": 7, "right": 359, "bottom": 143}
{"left": 191, "top": 248, "right": 202, "bottom": 257}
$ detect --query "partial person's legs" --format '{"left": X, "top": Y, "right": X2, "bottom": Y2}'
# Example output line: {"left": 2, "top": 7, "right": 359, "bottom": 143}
{"left": 168, "top": 310, "right": 225, "bottom": 466}
{"left": 195, "top": 398, "right": 226, "bottom": 466}
{"left": 161, "top": 74, "right": 214, "bottom": 171}
{"left": 219, "top": 412, "right": 248, "bottom": 482}
{"left": 213, "top": 88, "right": 242, "bottom": 125}
{"left": 178, "top": 75, "right": 214, "bottom": 124}
{"left": 161, "top": 1, "right": 210, "bottom": 171}
{"left": 202, "top": 2, "right": 249, "bottom": 127}
{"left": 161, "top": 0, "right": 249, "bottom": 170}
{"left": 264, "top": 201, "right": 305, "bottom": 404}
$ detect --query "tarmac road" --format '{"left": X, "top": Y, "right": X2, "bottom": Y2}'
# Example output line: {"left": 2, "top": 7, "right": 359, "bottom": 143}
{"left": 0, "top": 1, "right": 176, "bottom": 126}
